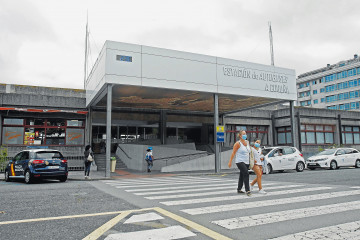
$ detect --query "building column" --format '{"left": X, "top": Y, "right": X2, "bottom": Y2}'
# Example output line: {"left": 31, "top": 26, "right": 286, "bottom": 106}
{"left": 290, "top": 101, "right": 296, "bottom": 148}
{"left": 296, "top": 111, "right": 302, "bottom": 152}
{"left": 0, "top": 114, "right": 2, "bottom": 145}
{"left": 214, "top": 94, "right": 220, "bottom": 173}
{"left": 85, "top": 108, "right": 92, "bottom": 146}
{"left": 271, "top": 114, "right": 276, "bottom": 146}
{"left": 105, "top": 84, "right": 113, "bottom": 178}
{"left": 159, "top": 110, "right": 167, "bottom": 145}
{"left": 338, "top": 114, "right": 343, "bottom": 145}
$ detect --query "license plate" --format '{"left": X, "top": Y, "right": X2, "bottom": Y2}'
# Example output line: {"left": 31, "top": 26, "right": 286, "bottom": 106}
{"left": 47, "top": 166, "right": 59, "bottom": 169}
{"left": 307, "top": 163, "right": 316, "bottom": 165}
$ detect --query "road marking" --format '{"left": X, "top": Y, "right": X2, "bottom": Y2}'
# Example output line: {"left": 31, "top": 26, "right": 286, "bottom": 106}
{"left": 83, "top": 211, "right": 132, "bottom": 240}
{"left": 0, "top": 208, "right": 153, "bottom": 226}
{"left": 103, "top": 176, "right": 228, "bottom": 185}
{"left": 269, "top": 220, "right": 360, "bottom": 240}
{"left": 126, "top": 182, "right": 236, "bottom": 193}
{"left": 124, "top": 212, "right": 164, "bottom": 224}
{"left": 146, "top": 184, "right": 302, "bottom": 200}
{"left": 350, "top": 186, "right": 360, "bottom": 189}
{"left": 114, "top": 179, "right": 235, "bottom": 188}
{"left": 154, "top": 207, "right": 232, "bottom": 240}
{"left": 212, "top": 200, "right": 360, "bottom": 230}
{"left": 136, "top": 182, "right": 277, "bottom": 196}
{"left": 182, "top": 189, "right": 360, "bottom": 215}
{"left": 161, "top": 186, "right": 332, "bottom": 206}
{"left": 104, "top": 225, "right": 196, "bottom": 240}
{"left": 102, "top": 176, "right": 214, "bottom": 185}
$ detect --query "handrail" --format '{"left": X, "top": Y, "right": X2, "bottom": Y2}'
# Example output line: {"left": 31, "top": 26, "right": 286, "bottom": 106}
{"left": 116, "top": 145, "right": 132, "bottom": 159}
{"left": 155, "top": 152, "right": 209, "bottom": 161}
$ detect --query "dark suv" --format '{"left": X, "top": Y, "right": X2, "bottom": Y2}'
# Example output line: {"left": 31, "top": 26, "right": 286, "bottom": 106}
{"left": 4, "top": 149, "right": 68, "bottom": 183}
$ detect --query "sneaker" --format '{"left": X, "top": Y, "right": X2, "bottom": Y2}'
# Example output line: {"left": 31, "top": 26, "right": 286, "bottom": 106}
{"left": 84, "top": 176, "right": 88, "bottom": 179}
{"left": 87, "top": 176, "right": 91, "bottom": 180}
{"left": 246, "top": 191, "right": 252, "bottom": 197}
{"left": 250, "top": 185, "right": 254, "bottom": 191}
{"left": 259, "top": 189, "right": 267, "bottom": 194}
{"left": 237, "top": 190, "right": 245, "bottom": 194}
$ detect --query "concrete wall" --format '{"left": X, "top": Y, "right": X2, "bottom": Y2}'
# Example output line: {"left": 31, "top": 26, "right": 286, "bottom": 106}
{"left": 115, "top": 143, "right": 208, "bottom": 172}
{"left": 161, "top": 150, "right": 236, "bottom": 172}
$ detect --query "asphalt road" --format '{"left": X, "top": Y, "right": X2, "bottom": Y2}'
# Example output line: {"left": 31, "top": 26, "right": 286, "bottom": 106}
{"left": 1, "top": 167, "right": 359, "bottom": 240}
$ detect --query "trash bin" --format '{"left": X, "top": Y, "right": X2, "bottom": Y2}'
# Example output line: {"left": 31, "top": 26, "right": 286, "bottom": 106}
{"left": 110, "top": 157, "right": 117, "bottom": 172}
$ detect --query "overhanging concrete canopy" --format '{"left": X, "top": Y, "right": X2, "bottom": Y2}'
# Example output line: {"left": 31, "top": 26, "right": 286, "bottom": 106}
{"left": 86, "top": 41, "right": 296, "bottom": 114}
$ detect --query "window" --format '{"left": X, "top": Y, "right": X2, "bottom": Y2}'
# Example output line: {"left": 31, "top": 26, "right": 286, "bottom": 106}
{"left": 301, "top": 124, "right": 335, "bottom": 145}
{"left": 342, "top": 126, "right": 360, "bottom": 144}
{"left": 300, "top": 101, "right": 306, "bottom": 106}
{"left": 277, "top": 127, "right": 292, "bottom": 145}
{"left": 299, "top": 83, "right": 304, "bottom": 89}
{"left": 307, "top": 100, "right": 311, "bottom": 105}
{"left": 2, "top": 117, "right": 85, "bottom": 146}
{"left": 321, "top": 98, "right": 325, "bottom": 103}
{"left": 320, "top": 77, "right": 324, "bottom": 83}
{"left": 313, "top": 90, "right": 318, "bottom": 94}
{"left": 312, "top": 80, "right": 317, "bottom": 85}
{"left": 320, "top": 88, "right": 325, "bottom": 93}
{"left": 306, "top": 91, "right": 311, "bottom": 96}
{"left": 226, "top": 125, "right": 268, "bottom": 146}
{"left": 313, "top": 99, "right": 318, "bottom": 104}
{"left": 306, "top": 82, "right": 310, "bottom": 87}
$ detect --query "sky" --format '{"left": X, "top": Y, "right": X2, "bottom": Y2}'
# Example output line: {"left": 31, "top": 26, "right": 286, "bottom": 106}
{"left": 1, "top": 0, "right": 360, "bottom": 89}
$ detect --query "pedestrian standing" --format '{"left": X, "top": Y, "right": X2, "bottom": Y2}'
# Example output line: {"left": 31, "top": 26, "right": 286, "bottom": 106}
{"left": 228, "top": 130, "right": 251, "bottom": 196}
{"left": 145, "top": 148, "right": 153, "bottom": 173}
{"left": 250, "top": 140, "right": 267, "bottom": 194}
{"left": 84, "top": 145, "right": 94, "bottom": 179}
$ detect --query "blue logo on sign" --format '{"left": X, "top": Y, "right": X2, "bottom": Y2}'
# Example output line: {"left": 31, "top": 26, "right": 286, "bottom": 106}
{"left": 116, "top": 55, "right": 132, "bottom": 62}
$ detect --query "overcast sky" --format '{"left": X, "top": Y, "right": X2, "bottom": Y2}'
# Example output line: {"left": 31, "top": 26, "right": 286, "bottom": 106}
{"left": 1, "top": 0, "right": 360, "bottom": 89}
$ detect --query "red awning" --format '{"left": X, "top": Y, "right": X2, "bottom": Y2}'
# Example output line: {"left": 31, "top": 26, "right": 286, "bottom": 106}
{"left": 0, "top": 107, "right": 88, "bottom": 115}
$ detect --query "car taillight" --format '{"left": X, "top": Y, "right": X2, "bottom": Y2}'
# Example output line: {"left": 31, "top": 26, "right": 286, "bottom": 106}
{"left": 32, "top": 160, "right": 45, "bottom": 164}
{"left": 61, "top": 159, "right": 67, "bottom": 163}
{"left": 299, "top": 153, "right": 303, "bottom": 157}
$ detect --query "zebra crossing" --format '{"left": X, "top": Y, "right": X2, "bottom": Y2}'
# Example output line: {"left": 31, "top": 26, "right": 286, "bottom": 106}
{"left": 101, "top": 175, "right": 360, "bottom": 240}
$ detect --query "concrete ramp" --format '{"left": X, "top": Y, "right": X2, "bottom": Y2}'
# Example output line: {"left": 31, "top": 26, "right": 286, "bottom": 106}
{"left": 161, "top": 150, "right": 237, "bottom": 172}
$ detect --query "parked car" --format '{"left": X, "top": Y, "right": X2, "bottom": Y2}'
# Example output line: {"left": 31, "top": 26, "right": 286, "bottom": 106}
{"left": 4, "top": 148, "right": 68, "bottom": 183}
{"left": 261, "top": 146, "right": 305, "bottom": 173}
{"left": 307, "top": 148, "right": 360, "bottom": 170}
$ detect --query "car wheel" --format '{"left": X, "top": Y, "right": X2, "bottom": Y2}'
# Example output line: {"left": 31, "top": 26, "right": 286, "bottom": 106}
{"left": 308, "top": 167, "right": 315, "bottom": 170}
{"left": 267, "top": 163, "right": 273, "bottom": 174}
{"left": 59, "top": 176, "right": 67, "bottom": 182}
{"left": 5, "top": 170, "right": 11, "bottom": 182}
{"left": 355, "top": 159, "right": 360, "bottom": 168}
{"left": 24, "top": 170, "right": 32, "bottom": 184}
{"left": 330, "top": 160, "right": 337, "bottom": 170}
{"left": 296, "top": 161, "right": 305, "bottom": 172}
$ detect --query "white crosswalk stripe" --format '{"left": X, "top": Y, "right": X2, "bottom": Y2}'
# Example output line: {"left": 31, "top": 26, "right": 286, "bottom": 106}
{"left": 101, "top": 175, "right": 360, "bottom": 239}
{"left": 212, "top": 200, "right": 360, "bottom": 230}
{"left": 146, "top": 184, "right": 301, "bottom": 200}
{"left": 183, "top": 189, "right": 360, "bottom": 215}
{"left": 160, "top": 186, "right": 332, "bottom": 206}
{"left": 269, "top": 220, "right": 360, "bottom": 240}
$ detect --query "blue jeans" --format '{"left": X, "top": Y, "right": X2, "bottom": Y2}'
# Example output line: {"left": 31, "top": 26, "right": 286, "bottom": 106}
{"left": 85, "top": 161, "right": 91, "bottom": 176}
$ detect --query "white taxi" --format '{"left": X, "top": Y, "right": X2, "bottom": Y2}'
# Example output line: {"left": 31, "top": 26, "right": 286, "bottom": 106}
{"left": 307, "top": 148, "right": 360, "bottom": 170}
{"left": 261, "top": 146, "right": 305, "bottom": 173}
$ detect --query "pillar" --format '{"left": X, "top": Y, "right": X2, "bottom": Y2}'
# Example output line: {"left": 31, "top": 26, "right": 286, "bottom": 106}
{"left": 214, "top": 94, "right": 220, "bottom": 173}
{"left": 105, "top": 84, "right": 113, "bottom": 178}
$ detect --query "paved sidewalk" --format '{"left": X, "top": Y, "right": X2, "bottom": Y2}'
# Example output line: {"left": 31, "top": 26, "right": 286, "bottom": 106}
{"left": 0, "top": 168, "right": 239, "bottom": 181}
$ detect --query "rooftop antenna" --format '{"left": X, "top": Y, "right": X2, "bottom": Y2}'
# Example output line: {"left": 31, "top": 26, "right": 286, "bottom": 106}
{"left": 83, "top": 11, "right": 89, "bottom": 90}
{"left": 268, "top": 21, "right": 274, "bottom": 66}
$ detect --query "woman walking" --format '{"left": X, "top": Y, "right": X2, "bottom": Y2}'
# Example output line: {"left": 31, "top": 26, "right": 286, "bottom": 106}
{"left": 84, "top": 145, "right": 94, "bottom": 179}
{"left": 228, "top": 130, "right": 251, "bottom": 196}
{"left": 250, "top": 140, "right": 267, "bottom": 194}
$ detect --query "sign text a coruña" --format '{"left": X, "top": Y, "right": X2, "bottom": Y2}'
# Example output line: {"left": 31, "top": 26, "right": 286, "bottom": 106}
{"left": 265, "top": 84, "right": 289, "bottom": 93}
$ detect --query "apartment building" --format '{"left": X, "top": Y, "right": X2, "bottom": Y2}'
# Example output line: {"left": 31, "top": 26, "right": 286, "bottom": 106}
{"left": 297, "top": 54, "right": 360, "bottom": 110}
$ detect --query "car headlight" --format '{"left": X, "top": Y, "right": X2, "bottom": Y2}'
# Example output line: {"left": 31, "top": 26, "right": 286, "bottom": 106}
{"left": 315, "top": 158, "right": 328, "bottom": 162}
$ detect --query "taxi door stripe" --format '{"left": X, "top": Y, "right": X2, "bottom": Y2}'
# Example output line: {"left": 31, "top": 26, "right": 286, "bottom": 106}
{"left": 11, "top": 163, "right": 15, "bottom": 176}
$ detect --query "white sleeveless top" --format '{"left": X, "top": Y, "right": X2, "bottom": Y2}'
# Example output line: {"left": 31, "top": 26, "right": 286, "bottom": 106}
{"left": 235, "top": 140, "right": 250, "bottom": 164}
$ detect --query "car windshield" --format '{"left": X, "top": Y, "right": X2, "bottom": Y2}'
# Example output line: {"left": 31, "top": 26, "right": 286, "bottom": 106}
{"left": 262, "top": 148, "right": 273, "bottom": 156}
{"left": 316, "top": 149, "right": 336, "bottom": 156}
{"left": 35, "top": 151, "right": 64, "bottom": 159}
